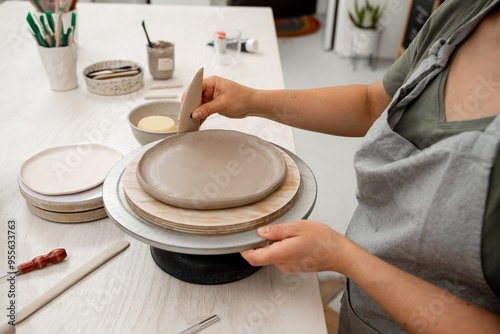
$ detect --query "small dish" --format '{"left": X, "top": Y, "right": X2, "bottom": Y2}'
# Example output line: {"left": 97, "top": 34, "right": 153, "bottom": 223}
{"left": 128, "top": 100, "right": 180, "bottom": 145}
{"left": 20, "top": 143, "right": 123, "bottom": 196}
{"left": 83, "top": 60, "right": 143, "bottom": 96}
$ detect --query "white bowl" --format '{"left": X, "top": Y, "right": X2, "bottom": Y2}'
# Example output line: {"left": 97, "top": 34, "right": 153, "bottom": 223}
{"left": 128, "top": 101, "right": 180, "bottom": 145}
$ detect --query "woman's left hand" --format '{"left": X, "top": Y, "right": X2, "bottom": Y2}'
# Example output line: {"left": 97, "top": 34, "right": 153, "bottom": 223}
{"left": 240, "top": 220, "right": 350, "bottom": 273}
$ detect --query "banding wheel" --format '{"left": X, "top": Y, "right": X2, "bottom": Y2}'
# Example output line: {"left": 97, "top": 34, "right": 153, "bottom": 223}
{"left": 103, "top": 139, "right": 317, "bottom": 284}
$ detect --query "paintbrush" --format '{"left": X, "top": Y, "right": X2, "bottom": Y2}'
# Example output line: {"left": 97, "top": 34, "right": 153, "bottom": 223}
{"left": 69, "top": 0, "right": 78, "bottom": 11}
{"left": 142, "top": 20, "right": 153, "bottom": 48}
{"left": 28, "top": 0, "right": 44, "bottom": 12}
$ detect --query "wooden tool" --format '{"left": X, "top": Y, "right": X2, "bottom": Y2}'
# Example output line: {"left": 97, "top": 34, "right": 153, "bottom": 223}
{"left": 0, "top": 241, "right": 129, "bottom": 333}
{"left": 92, "top": 70, "right": 140, "bottom": 80}
{"left": 0, "top": 324, "right": 15, "bottom": 334}
{"left": 26, "top": 203, "right": 107, "bottom": 224}
{"left": 150, "top": 83, "right": 183, "bottom": 90}
{"left": 144, "top": 94, "right": 178, "bottom": 100}
{"left": 0, "top": 249, "right": 67, "bottom": 281}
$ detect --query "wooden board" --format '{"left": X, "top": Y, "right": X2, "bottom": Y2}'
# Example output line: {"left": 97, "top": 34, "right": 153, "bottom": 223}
{"left": 26, "top": 203, "right": 107, "bottom": 223}
{"left": 396, "top": 0, "right": 444, "bottom": 60}
{"left": 19, "top": 181, "right": 104, "bottom": 213}
{"left": 123, "top": 148, "right": 301, "bottom": 235}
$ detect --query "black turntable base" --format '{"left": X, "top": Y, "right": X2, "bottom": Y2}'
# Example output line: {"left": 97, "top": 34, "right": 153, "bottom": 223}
{"left": 151, "top": 247, "right": 261, "bottom": 285}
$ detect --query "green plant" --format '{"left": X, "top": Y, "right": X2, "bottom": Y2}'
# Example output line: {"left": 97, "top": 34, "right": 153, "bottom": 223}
{"left": 349, "top": 0, "right": 385, "bottom": 29}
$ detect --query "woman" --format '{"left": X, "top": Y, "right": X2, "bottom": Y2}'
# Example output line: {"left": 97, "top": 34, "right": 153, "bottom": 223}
{"left": 185, "top": 0, "right": 500, "bottom": 332}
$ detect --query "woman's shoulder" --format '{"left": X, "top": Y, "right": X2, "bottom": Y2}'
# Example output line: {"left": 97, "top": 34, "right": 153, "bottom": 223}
{"left": 383, "top": 0, "right": 491, "bottom": 98}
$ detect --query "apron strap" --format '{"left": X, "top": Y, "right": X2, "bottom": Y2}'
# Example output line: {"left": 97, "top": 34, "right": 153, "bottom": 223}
{"left": 387, "top": 0, "right": 500, "bottom": 128}
{"left": 485, "top": 113, "right": 500, "bottom": 134}
{"left": 446, "top": 0, "right": 500, "bottom": 47}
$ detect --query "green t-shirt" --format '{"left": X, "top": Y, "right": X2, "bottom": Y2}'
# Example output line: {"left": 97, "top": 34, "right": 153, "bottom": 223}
{"left": 383, "top": 0, "right": 500, "bottom": 297}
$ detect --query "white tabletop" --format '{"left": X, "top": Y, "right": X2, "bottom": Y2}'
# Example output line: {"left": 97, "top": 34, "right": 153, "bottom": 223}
{"left": 0, "top": 2, "right": 326, "bottom": 333}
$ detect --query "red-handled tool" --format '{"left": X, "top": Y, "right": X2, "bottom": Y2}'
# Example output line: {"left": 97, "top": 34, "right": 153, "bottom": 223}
{"left": 0, "top": 248, "right": 67, "bottom": 281}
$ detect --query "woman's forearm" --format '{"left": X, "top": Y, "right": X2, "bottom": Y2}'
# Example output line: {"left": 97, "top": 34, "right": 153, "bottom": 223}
{"left": 341, "top": 240, "right": 500, "bottom": 334}
{"left": 248, "top": 80, "right": 391, "bottom": 137}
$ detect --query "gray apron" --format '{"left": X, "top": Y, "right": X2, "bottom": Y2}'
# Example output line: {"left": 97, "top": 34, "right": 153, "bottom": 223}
{"left": 339, "top": 1, "right": 500, "bottom": 332}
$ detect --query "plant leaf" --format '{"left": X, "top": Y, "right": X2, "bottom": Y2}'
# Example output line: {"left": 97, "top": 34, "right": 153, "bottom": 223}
{"left": 349, "top": 13, "right": 359, "bottom": 27}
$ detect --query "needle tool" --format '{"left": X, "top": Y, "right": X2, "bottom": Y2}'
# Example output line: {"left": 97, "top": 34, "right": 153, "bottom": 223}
{"left": 178, "top": 315, "right": 220, "bottom": 334}
{"left": 0, "top": 248, "right": 67, "bottom": 282}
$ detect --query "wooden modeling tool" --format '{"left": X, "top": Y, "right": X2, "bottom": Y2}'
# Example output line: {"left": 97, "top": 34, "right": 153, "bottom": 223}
{"left": 0, "top": 240, "right": 130, "bottom": 334}
{"left": 177, "top": 67, "right": 203, "bottom": 134}
{"left": 150, "top": 83, "right": 183, "bottom": 90}
{"left": 144, "top": 94, "right": 178, "bottom": 100}
{"left": 92, "top": 70, "right": 140, "bottom": 80}
{"left": 0, "top": 249, "right": 67, "bottom": 282}
{"left": 55, "top": 13, "right": 62, "bottom": 47}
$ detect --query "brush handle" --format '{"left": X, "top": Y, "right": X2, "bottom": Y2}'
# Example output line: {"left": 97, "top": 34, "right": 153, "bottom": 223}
{"left": 142, "top": 20, "right": 153, "bottom": 48}
{"left": 17, "top": 249, "right": 67, "bottom": 275}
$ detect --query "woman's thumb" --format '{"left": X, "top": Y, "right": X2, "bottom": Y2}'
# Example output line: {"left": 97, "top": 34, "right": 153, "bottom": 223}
{"left": 192, "top": 100, "right": 218, "bottom": 120}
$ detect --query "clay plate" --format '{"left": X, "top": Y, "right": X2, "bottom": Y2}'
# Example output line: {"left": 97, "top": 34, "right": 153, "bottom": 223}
{"left": 20, "top": 144, "right": 123, "bottom": 196}
{"left": 136, "top": 129, "right": 287, "bottom": 209}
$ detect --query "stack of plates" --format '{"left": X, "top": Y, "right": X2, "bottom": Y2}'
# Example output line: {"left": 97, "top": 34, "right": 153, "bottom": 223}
{"left": 123, "top": 130, "right": 302, "bottom": 235}
{"left": 19, "top": 143, "right": 127, "bottom": 223}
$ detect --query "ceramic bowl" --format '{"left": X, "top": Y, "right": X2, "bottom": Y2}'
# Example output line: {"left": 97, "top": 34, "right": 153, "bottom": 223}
{"left": 83, "top": 60, "right": 143, "bottom": 96}
{"left": 128, "top": 100, "right": 180, "bottom": 145}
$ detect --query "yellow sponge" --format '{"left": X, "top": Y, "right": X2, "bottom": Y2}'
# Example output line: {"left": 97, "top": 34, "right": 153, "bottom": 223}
{"left": 137, "top": 116, "right": 177, "bottom": 132}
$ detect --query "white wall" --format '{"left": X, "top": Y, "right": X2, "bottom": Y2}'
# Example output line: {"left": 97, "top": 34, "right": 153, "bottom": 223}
{"left": 152, "top": 0, "right": 210, "bottom": 4}
{"left": 317, "top": 0, "right": 328, "bottom": 14}
{"left": 333, "top": 0, "right": 410, "bottom": 60}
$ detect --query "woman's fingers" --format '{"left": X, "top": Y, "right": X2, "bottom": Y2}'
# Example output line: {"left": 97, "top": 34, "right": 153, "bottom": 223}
{"left": 241, "top": 220, "right": 347, "bottom": 273}
{"left": 241, "top": 222, "right": 302, "bottom": 267}
{"left": 241, "top": 242, "right": 283, "bottom": 267}
{"left": 257, "top": 223, "right": 300, "bottom": 241}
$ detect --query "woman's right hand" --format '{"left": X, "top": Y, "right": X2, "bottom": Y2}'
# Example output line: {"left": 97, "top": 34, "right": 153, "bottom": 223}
{"left": 183, "top": 76, "right": 256, "bottom": 124}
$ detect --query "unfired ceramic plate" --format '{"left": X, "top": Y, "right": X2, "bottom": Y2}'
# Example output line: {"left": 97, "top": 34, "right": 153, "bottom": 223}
{"left": 20, "top": 144, "right": 123, "bottom": 196}
{"left": 136, "top": 129, "right": 287, "bottom": 209}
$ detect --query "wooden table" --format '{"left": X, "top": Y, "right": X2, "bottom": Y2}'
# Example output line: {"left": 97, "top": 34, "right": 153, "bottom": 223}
{"left": 0, "top": 2, "right": 326, "bottom": 333}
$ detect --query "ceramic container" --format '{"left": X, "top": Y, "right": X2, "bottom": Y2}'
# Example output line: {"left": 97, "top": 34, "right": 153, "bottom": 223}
{"left": 37, "top": 43, "right": 78, "bottom": 91}
{"left": 350, "top": 26, "right": 381, "bottom": 57}
{"left": 128, "top": 100, "right": 180, "bottom": 145}
{"left": 83, "top": 60, "right": 143, "bottom": 96}
{"left": 147, "top": 41, "right": 175, "bottom": 80}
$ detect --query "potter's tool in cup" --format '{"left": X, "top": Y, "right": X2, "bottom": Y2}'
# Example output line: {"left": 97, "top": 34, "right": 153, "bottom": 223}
{"left": 0, "top": 240, "right": 129, "bottom": 333}
{"left": 178, "top": 314, "right": 219, "bottom": 334}
{"left": 0, "top": 248, "right": 67, "bottom": 282}
{"left": 142, "top": 19, "right": 153, "bottom": 48}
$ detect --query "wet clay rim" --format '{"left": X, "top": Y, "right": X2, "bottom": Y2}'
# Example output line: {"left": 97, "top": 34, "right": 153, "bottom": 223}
{"left": 123, "top": 148, "right": 301, "bottom": 235}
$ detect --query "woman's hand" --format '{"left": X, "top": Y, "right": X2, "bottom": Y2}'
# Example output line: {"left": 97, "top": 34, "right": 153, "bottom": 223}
{"left": 181, "top": 75, "right": 256, "bottom": 124}
{"left": 245, "top": 222, "right": 500, "bottom": 334}
{"left": 240, "top": 220, "right": 351, "bottom": 274}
